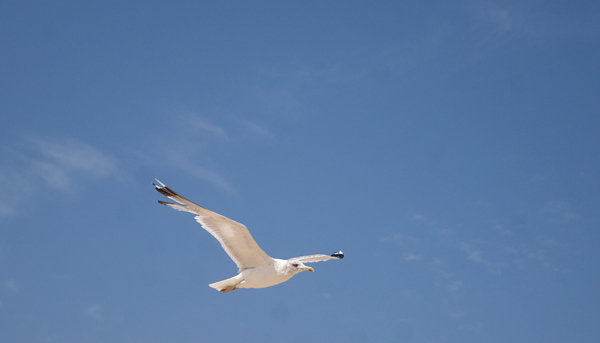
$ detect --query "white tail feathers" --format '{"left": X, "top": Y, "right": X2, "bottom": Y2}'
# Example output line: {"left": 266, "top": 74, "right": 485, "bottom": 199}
{"left": 209, "top": 275, "right": 243, "bottom": 293}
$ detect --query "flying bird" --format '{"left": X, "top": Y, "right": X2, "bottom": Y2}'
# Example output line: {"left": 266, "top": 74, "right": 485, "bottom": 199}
{"left": 153, "top": 180, "right": 344, "bottom": 292}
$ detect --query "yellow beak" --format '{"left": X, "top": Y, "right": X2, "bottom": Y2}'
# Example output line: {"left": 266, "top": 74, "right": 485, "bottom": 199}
{"left": 304, "top": 267, "right": 314, "bottom": 272}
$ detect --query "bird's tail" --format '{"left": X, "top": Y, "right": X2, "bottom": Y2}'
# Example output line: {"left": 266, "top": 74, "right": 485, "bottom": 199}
{"left": 209, "top": 275, "right": 242, "bottom": 293}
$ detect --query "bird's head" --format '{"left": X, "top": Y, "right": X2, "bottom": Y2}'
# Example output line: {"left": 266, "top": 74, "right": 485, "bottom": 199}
{"left": 287, "top": 260, "right": 314, "bottom": 274}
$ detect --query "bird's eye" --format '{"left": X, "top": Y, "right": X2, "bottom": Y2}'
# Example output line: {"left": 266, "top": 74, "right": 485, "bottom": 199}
{"left": 292, "top": 263, "right": 299, "bottom": 267}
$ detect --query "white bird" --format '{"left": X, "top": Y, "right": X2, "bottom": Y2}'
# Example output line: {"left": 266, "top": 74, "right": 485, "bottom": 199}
{"left": 153, "top": 180, "right": 344, "bottom": 292}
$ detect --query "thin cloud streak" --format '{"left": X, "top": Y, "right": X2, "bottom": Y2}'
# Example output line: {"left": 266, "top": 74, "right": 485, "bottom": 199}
{"left": 32, "top": 138, "right": 118, "bottom": 178}
{"left": 0, "top": 137, "right": 119, "bottom": 217}
{"left": 0, "top": 203, "right": 15, "bottom": 217}
{"left": 180, "top": 163, "right": 237, "bottom": 196}
{"left": 403, "top": 253, "right": 422, "bottom": 261}
{"left": 239, "top": 119, "right": 276, "bottom": 140}
{"left": 6, "top": 279, "right": 17, "bottom": 292}
{"left": 448, "top": 280, "right": 462, "bottom": 293}
{"left": 85, "top": 303, "right": 103, "bottom": 320}
{"left": 460, "top": 242, "right": 487, "bottom": 264}
{"left": 185, "top": 114, "right": 229, "bottom": 141}
{"left": 144, "top": 111, "right": 240, "bottom": 196}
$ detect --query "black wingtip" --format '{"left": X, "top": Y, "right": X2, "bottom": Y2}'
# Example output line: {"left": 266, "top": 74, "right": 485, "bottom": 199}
{"left": 331, "top": 251, "right": 344, "bottom": 259}
{"left": 153, "top": 182, "right": 178, "bottom": 198}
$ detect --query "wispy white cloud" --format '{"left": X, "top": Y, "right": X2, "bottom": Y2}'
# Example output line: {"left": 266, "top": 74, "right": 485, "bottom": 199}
{"left": 379, "top": 233, "right": 420, "bottom": 247}
{"left": 149, "top": 151, "right": 237, "bottom": 196}
{"left": 83, "top": 302, "right": 124, "bottom": 325}
{"left": 457, "top": 320, "right": 488, "bottom": 340}
{"left": 460, "top": 242, "right": 486, "bottom": 264}
{"left": 247, "top": 86, "right": 303, "bottom": 119}
{"left": 262, "top": 60, "right": 358, "bottom": 85}
{"left": 448, "top": 280, "right": 462, "bottom": 292}
{"left": 0, "top": 137, "right": 118, "bottom": 217}
{"left": 468, "top": 251, "right": 485, "bottom": 264}
{"left": 467, "top": 0, "right": 540, "bottom": 38}
{"left": 379, "top": 233, "right": 403, "bottom": 243}
{"left": 403, "top": 253, "right": 422, "bottom": 261}
{"left": 32, "top": 138, "right": 117, "bottom": 178}
{"left": 431, "top": 259, "right": 453, "bottom": 279}
{"left": 0, "top": 203, "right": 15, "bottom": 217}
{"left": 432, "top": 258, "right": 445, "bottom": 266}
{"left": 540, "top": 201, "right": 579, "bottom": 221}
{"left": 30, "top": 160, "right": 71, "bottom": 189}
{"left": 450, "top": 311, "right": 466, "bottom": 319}
{"left": 0, "top": 170, "right": 31, "bottom": 217}
{"left": 536, "top": 235, "right": 557, "bottom": 246}
{"left": 185, "top": 114, "right": 229, "bottom": 141}
{"left": 477, "top": 2, "right": 517, "bottom": 34}
{"left": 179, "top": 163, "right": 237, "bottom": 196}
{"left": 239, "top": 119, "right": 276, "bottom": 140}
{"left": 6, "top": 279, "right": 17, "bottom": 292}
{"left": 18, "top": 137, "right": 118, "bottom": 191}
{"left": 85, "top": 303, "right": 103, "bottom": 320}
{"left": 412, "top": 214, "right": 427, "bottom": 222}
{"left": 492, "top": 224, "right": 513, "bottom": 237}
{"left": 143, "top": 111, "right": 239, "bottom": 195}
{"left": 466, "top": 0, "right": 594, "bottom": 40}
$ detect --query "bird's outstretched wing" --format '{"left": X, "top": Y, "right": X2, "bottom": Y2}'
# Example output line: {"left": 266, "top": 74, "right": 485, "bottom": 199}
{"left": 291, "top": 251, "right": 344, "bottom": 263}
{"left": 153, "top": 180, "right": 273, "bottom": 270}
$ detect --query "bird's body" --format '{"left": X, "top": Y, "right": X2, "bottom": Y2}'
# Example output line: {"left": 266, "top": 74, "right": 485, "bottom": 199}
{"left": 210, "top": 259, "right": 294, "bottom": 292}
{"left": 153, "top": 180, "right": 343, "bottom": 292}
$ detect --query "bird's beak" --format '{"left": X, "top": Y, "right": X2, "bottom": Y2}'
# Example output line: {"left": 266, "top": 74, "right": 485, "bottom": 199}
{"left": 304, "top": 267, "right": 314, "bottom": 272}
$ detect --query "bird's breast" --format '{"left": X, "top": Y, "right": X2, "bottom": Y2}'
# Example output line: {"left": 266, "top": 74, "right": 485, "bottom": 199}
{"left": 238, "top": 264, "right": 294, "bottom": 289}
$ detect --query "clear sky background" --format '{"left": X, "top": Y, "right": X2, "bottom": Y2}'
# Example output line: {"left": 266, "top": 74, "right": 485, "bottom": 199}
{"left": 1, "top": 1, "right": 599, "bottom": 342}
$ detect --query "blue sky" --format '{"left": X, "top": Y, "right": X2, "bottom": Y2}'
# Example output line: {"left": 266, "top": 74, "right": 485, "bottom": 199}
{"left": 1, "top": 1, "right": 599, "bottom": 342}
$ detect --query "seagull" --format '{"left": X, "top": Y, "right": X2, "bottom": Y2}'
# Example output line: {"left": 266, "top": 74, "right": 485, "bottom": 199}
{"left": 153, "top": 180, "right": 344, "bottom": 292}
